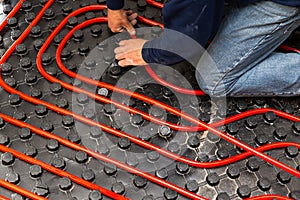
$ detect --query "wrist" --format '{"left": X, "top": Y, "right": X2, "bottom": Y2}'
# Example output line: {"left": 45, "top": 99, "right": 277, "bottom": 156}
{"left": 107, "top": 8, "right": 122, "bottom": 16}
{"left": 107, "top": 8, "right": 122, "bottom": 12}
{"left": 140, "top": 40, "right": 148, "bottom": 65}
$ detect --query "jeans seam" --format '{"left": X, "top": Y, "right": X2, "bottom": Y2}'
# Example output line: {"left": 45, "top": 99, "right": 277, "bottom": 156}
{"left": 232, "top": 91, "right": 299, "bottom": 97}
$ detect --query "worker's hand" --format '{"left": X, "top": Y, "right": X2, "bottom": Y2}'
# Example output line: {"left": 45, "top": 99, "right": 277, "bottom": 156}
{"left": 108, "top": 9, "right": 138, "bottom": 35}
{"left": 114, "top": 39, "right": 148, "bottom": 67}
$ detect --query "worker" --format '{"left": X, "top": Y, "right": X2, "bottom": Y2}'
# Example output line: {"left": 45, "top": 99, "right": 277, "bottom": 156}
{"left": 106, "top": 0, "right": 300, "bottom": 96}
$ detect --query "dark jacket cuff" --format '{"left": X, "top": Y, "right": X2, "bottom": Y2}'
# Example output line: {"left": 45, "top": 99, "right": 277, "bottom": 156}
{"left": 142, "top": 39, "right": 185, "bottom": 65}
{"left": 106, "top": 0, "right": 124, "bottom": 10}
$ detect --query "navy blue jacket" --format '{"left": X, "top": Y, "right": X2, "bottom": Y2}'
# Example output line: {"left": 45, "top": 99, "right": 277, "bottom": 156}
{"left": 107, "top": 0, "right": 300, "bottom": 65}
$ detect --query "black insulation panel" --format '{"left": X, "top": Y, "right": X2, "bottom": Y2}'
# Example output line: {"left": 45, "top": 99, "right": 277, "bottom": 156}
{"left": 0, "top": 0, "right": 299, "bottom": 199}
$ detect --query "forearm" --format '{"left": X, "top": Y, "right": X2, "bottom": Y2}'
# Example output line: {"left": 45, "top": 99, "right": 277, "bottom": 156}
{"left": 142, "top": 33, "right": 187, "bottom": 65}
{"left": 142, "top": 0, "right": 224, "bottom": 65}
{"left": 142, "top": 29, "right": 203, "bottom": 65}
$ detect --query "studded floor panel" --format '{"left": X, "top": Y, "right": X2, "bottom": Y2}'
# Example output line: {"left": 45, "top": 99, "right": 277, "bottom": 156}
{"left": 0, "top": 0, "right": 300, "bottom": 200}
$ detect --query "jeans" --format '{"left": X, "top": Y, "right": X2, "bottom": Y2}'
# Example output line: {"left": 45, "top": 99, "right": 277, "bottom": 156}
{"left": 196, "top": 1, "right": 300, "bottom": 97}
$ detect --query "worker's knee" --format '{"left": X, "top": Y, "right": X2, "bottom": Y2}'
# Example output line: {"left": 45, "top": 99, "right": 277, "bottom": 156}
{"left": 198, "top": 81, "right": 228, "bottom": 97}
{"left": 196, "top": 71, "right": 229, "bottom": 97}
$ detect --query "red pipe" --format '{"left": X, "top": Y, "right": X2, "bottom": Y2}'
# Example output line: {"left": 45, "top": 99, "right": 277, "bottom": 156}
{"left": 0, "top": 1, "right": 297, "bottom": 186}
{"left": 0, "top": 195, "right": 9, "bottom": 200}
{"left": 55, "top": 17, "right": 300, "bottom": 133}
{"left": 1, "top": 0, "right": 298, "bottom": 180}
{"left": 0, "top": 1, "right": 299, "bottom": 199}
{"left": 210, "top": 108, "right": 300, "bottom": 128}
{"left": 0, "top": 3, "right": 206, "bottom": 200}
{"left": 145, "top": 65, "right": 206, "bottom": 95}
{"left": 1, "top": 112, "right": 300, "bottom": 199}
{"left": 0, "top": 143, "right": 127, "bottom": 200}
{"left": 137, "top": 15, "right": 164, "bottom": 28}
{"left": 0, "top": 0, "right": 54, "bottom": 61}
{"left": 36, "top": 6, "right": 300, "bottom": 179}
{"left": 0, "top": 178, "right": 47, "bottom": 200}
{"left": 136, "top": 15, "right": 206, "bottom": 95}
{"left": 146, "top": 0, "right": 163, "bottom": 9}
{"left": 56, "top": 16, "right": 208, "bottom": 132}
{"left": 246, "top": 195, "right": 293, "bottom": 200}
{"left": 1, "top": 111, "right": 299, "bottom": 169}
{"left": 141, "top": 0, "right": 207, "bottom": 95}
{"left": 279, "top": 44, "right": 300, "bottom": 53}
{"left": 56, "top": 17, "right": 201, "bottom": 132}
{"left": 0, "top": 117, "right": 206, "bottom": 200}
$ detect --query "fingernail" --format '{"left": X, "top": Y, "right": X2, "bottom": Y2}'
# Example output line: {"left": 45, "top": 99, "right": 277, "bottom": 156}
{"left": 130, "top": 30, "right": 136, "bottom": 36}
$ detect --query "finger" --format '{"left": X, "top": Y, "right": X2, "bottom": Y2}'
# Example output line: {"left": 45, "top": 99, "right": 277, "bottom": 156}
{"left": 128, "top": 13, "right": 138, "bottom": 21}
{"left": 117, "top": 27, "right": 125, "bottom": 32}
{"left": 122, "top": 21, "right": 136, "bottom": 35}
{"left": 118, "top": 59, "right": 133, "bottom": 67}
{"left": 118, "top": 59, "right": 127, "bottom": 67}
{"left": 119, "top": 40, "right": 128, "bottom": 46}
{"left": 126, "top": 10, "right": 133, "bottom": 15}
{"left": 130, "top": 19, "right": 137, "bottom": 26}
{"left": 114, "top": 46, "right": 123, "bottom": 54}
{"left": 110, "top": 26, "right": 124, "bottom": 33}
{"left": 110, "top": 27, "right": 121, "bottom": 33}
{"left": 115, "top": 52, "right": 127, "bottom": 60}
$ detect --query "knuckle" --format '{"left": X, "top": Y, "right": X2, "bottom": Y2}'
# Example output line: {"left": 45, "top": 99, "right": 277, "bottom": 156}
{"left": 115, "top": 53, "right": 122, "bottom": 59}
{"left": 118, "top": 61, "right": 125, "bottom": 66}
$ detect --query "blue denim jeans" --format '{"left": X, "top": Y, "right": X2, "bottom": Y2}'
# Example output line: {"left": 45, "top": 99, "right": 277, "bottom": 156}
{"left": 196, "top": 1, "right": 300, "bottom": 97}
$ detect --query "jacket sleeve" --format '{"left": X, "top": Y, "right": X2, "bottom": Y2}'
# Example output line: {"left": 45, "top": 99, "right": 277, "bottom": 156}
{"left": 106, "top": 0, "right": 124, "bottom": 10}
{"left": 142, "top": 0, "right": 224, "bottom": 65}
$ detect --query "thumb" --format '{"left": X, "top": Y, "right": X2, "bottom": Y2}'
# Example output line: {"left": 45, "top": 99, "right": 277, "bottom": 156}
{"left": 123, "top": 21, "right": 136, "bottom": 36}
